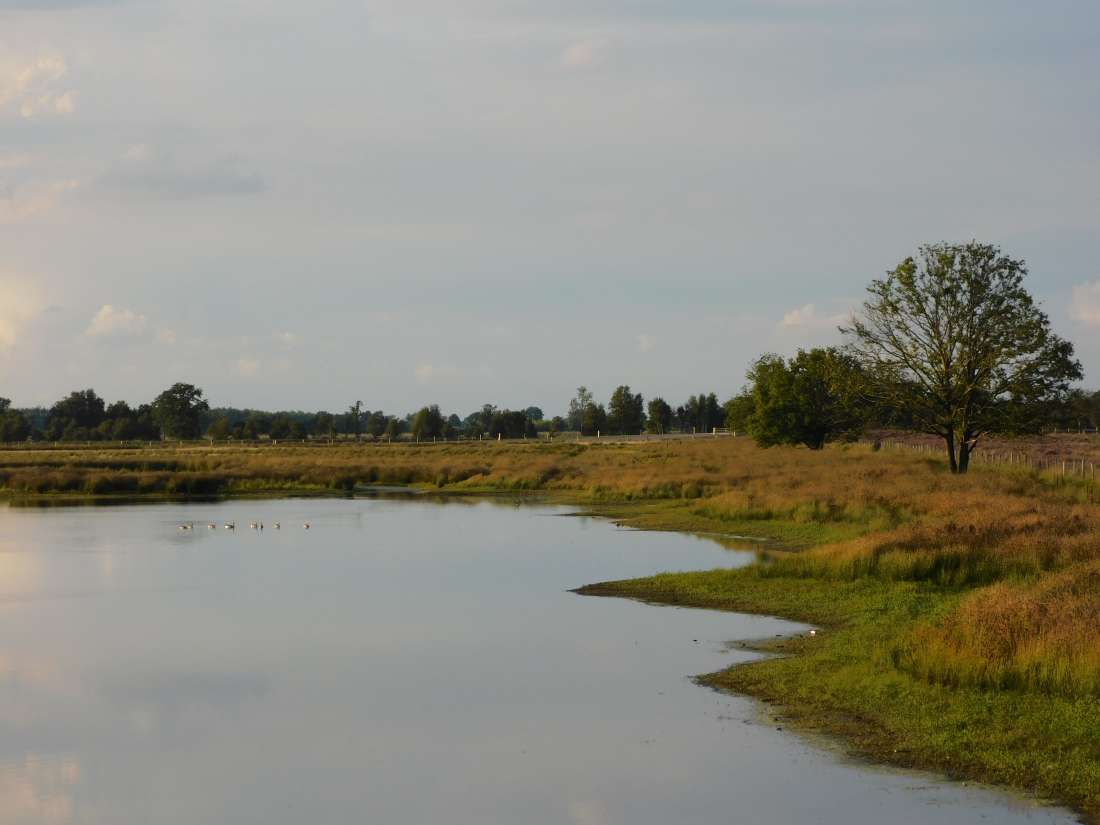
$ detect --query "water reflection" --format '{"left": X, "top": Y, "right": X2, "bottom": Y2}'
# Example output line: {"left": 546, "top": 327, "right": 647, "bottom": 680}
{"left": 0, "top": 499, "right": 1078, "bottom": 825}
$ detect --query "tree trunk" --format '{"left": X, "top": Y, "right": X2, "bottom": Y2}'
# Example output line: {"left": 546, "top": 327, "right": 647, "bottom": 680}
{"left": 958, "top": 441, "right": 971, "bottom": 473}
{"left": 945, "top": 431, "right": 959, "bottom": 473}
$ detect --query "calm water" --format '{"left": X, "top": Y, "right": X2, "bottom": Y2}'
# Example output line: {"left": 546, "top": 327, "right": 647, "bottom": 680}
{"left": 0, "top": 498, "right": 1078, "bottom": 824}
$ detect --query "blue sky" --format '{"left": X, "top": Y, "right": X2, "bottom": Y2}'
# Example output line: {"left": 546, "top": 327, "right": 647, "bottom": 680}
{"left": 1, "top": 0, "right": 1098, "bottom": 415}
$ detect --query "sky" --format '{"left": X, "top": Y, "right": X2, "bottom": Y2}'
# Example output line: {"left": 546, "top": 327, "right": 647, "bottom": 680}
{"left": 1, "top": 0, "right": 1098, "bottom": 415}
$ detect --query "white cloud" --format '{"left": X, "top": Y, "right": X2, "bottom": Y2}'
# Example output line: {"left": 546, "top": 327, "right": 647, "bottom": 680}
{"left": 0, "top": 276, "right": 44, "bottom": 353}
{"left": 98, "top": 143, "right": 265, "bottom": 200}
{"left": 560, "top": 38, "right": 608, "bottom": 69}
{"left": 0, "top": 55, "right": 77, "bottom": 118}
{"left": 636, "top": 333, "right": 655, "bottom": 353}
{"left": 0, "top": 179, "right": 80, "bottom": 223}
{"left": 85, "top": 305, "right": 148, "bottom": 338}
{"left": 414, "top": 363, "right": 461, "bottom": 383}
{"left": 0, "top": 153, "right": 31, "bottom": 170}
{"left": 124, "top": 143, "right": 153, "bottom": 162}
{"left": 1069, "top": 282, "right": 1100, "bottom": 327}
{"left": 779, "top": 303, "right": 846, "bottom": 331}
{"left": 235, "top": 357, "right": 260, "bottom": 378}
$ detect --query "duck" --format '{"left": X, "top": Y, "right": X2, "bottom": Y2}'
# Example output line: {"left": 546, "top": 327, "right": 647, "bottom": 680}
{"left": 178, "top": 523, "right": 193, "bottom": 531}
{"left": 272, "top": 522, "right": 280, "bottom": 529}
{"left": 224, "top": 522, "right": 236, "bottom": 530}
{"left": 207, "top": 523, "right": 217, "bottom": 530}
{"left": 302, "top": 522, "right": 311, "bottom": 529}
{"left": 250, "top": 521, "right": 259, "bottom": 530}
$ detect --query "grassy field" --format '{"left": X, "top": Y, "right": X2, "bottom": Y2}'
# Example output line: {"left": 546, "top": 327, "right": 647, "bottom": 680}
{"left": 3, "top": 436, "right": 1100, "bottom": 818}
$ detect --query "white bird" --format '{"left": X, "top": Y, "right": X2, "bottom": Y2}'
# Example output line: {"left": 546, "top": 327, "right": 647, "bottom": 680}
{"left": 224, "top": 522, "right": 235, "bottom": 530}
{"left": 250, "top": 522, "right": 258, "bottom": 529}
{"left": 272, "top": 522, "right": 280, "bottom": 529}
{"left": 207, "top": 523, "right": 217, "bottom": 530}
{"left": 302, "top": 522, "right": 311, "bottom": 529}
{"left": 178, "top": 523, "right": 192, "bottom": 531}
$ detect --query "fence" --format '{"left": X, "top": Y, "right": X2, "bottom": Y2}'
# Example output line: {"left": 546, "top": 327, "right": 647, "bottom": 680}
{"left": 873, "top": 438, "right": 1098, "bottom": 482}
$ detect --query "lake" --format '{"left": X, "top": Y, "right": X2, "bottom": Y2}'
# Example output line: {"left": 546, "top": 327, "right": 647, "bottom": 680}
{"left": 0, "top": 497, "right": 1077, "bottom": 824}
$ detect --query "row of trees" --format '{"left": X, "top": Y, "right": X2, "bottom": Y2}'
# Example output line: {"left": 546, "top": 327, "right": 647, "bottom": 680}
{"left": 0, "top": 386, "right": 553, "bottom": 444}
{"left": 1, "top": 384, "right": 210, "bottom": 442}
{"left": 3, "top": 243, "right": 1093, "bottom": 475}
{"left": 564, "top": 386, "right": 726, "bottom": 436}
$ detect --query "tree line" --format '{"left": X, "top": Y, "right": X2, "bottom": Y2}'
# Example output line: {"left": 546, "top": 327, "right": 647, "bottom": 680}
{"left": 1, "top": 243, "right": 1093, "bottom": 471}
{"left": 0, "top": 380, "right": 739, "bottom": 444}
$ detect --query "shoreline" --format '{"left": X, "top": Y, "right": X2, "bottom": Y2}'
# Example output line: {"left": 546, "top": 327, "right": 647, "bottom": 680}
{"left": 1, "top": 439, "right": 1098, "bottom": 821}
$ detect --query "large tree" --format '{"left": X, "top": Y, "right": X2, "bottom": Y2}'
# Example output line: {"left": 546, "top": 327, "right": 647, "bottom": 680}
{"left": 845, "top": 242, "right": 1081, "bottom": 472}
{"left": 46, "top": 389, "right": 106, "bottom": 439}
{"left": 607, "top": 385, "right": 644, "bottom": 435}
{"left": 748, "top": 348, "right": 866, "bottom": 450}
{"left": 567, "top": 387, "right": 593, "bottom": 432}
{"left": 152, "top": 383, "right": 210, "bottom": 439}
{"left": 411, "top": 405, "right": 445, "bottom": 439}
{"left": 646, "top": 397, "right": 672, "bottom": 434}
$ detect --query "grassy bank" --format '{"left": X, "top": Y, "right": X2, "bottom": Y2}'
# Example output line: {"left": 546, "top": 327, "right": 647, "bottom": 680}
{"left": 3, "top": 437, "right": 1100, "bottom": 817}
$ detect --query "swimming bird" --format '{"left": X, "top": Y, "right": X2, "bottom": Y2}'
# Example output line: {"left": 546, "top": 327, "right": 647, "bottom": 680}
{"left": 250, "top": 521, "right": 258, "bottom": 529}
{"left": 207, "top": 523, "right": 217, "bottom": 530}
{"left": 178, "top": 523, "right": 193, "bottom": 531}
{"left": 302, "top": 522, "right": 310, "bottom": 529}
{"left": 224, "top": 521, "right": 236, "bottom": 530}
{"left": 272, "top": 522, "right": 280, "bottom": 529}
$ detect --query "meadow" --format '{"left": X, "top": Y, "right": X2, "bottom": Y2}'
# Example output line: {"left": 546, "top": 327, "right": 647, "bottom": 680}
{"left": 4, "top": 436, "right": 1100, "bottom": 818}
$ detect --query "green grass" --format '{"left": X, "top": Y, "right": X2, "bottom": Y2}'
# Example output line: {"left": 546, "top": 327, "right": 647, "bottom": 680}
{"left": 578, "top": 569, "right": 1100, "bottom": 822}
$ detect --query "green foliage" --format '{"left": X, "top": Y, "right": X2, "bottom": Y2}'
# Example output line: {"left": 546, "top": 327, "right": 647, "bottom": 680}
{"left": 580, "top": 402, "right": 607, "bottom": 436}
{"left": 646, "top": 397, "right": 672, "bottom": 434}
{"left": 411, "top": 404, "right": 446, "bottom": 439}
{"left": 607, "top": 385, "right": 645, "bottom": 435}
{"left": 723, "top": 392, "right": 753, "bottom": 433}
{"left": 567, "top": 387, "right": 594, "bottom": 432}
{"left": 747, "top": 348, "right": 866, "bottom": 449}
{"left": 151, "top": 383, "right": 210, "bottom": 439}
{"left": 675, "top": 393, "right": 723, "bottom": 433}
{"left": 845, "top": 241, "right": 1082, "bottom": 472}
{"left": 0, "top": 399, "right": 29, "bottom": 443}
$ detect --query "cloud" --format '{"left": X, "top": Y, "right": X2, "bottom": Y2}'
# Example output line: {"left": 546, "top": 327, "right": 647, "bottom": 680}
{"left": 560, "top": 37, "right": 608, "bottom": 69}
{"left": 636, "top": 333, "right": 655, "bottom": 353}
{"left": 97, "top": 144, "right": 265, "bottom": 200}
{"left": 235, "top": 357, "right": 260, "bottom": 378}
{"left": 779, "top": 303, "right": 846, "bottom": 331}
{"left": 414, "top": 363, "right": 461, "bottom": 383}
{"left": 0, "top": 179, "right": 80, "bottom": 223}
{"left": 0, "top": 276, "right": 44, "bottom": 353}
{"left": 0, "top": 54, "right": 77, "bottom": 118}
{"left": 1069, "top": 282, "right": 1100, "bottom": 327}
{"left": 85, "top": 304, "right": 148, "bottom": 338}
{"left": 0, "top": 153, "right": 30, "bottom": 169}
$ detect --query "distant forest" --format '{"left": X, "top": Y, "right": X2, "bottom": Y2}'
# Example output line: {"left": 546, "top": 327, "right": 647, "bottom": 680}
{"left": 1, "top": 379, "right": 1098, "bottom": 446}
{"left": 0, "top": 383, "right": 735, "bottom": 443}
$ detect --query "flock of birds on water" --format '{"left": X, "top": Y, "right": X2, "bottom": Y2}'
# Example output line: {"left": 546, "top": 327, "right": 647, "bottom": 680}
{"left": 177, "top": 521, "right": 309, "bottom": 531}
